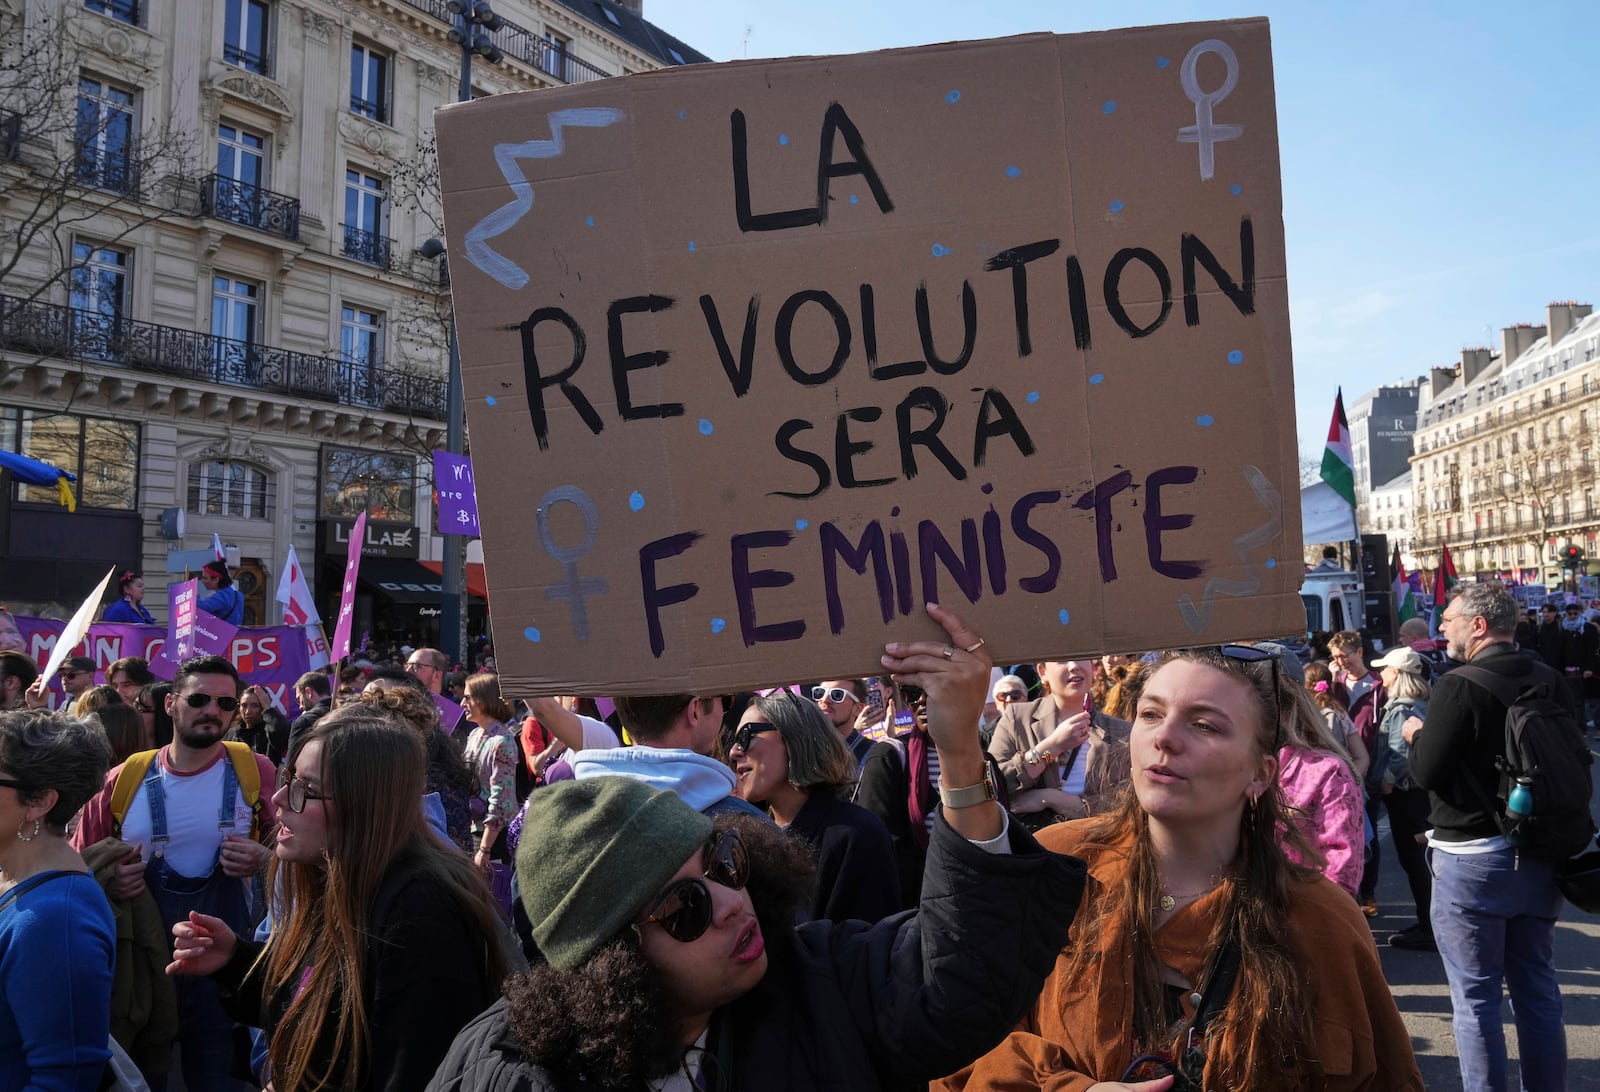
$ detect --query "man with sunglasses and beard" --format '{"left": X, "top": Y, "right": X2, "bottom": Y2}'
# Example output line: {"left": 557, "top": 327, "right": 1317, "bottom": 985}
{"left": 74, "top": 655, "right": 277, "bottom": 1090}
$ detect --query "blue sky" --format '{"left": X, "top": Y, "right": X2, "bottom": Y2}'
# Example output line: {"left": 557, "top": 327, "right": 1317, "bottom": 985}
{"left": 647, "top": 0, "right": 1600, "bottom": 463}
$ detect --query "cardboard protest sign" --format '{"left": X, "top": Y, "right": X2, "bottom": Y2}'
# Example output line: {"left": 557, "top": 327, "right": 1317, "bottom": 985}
{"left": 435, "top": 19, "right": 1305, "bottom": 696}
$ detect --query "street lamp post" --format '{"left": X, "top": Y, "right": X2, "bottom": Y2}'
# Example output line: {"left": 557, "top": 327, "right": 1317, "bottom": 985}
{"left": 427, "top": 0, "right": 502, "bottom": 669}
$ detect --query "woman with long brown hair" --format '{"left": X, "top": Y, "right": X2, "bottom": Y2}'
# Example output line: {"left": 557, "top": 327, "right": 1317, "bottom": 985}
{"left": 165, "top": 706, "right": 506, "bottom": 1089}
{"left": 939, "top": 646, "right": 1421, "bottom": 1091}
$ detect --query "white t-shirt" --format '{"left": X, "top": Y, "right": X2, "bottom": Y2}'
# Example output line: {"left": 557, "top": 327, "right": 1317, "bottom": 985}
{"left": 118, "top": 750, "right": 257, "bottom": 879}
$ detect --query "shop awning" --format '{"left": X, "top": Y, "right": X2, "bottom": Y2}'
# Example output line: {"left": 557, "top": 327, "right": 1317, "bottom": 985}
{"left": 357, "top": 559, "right": 451, "bottom": 606}
{"left": 418, "top": 560, "right": 489, "bottom": 602}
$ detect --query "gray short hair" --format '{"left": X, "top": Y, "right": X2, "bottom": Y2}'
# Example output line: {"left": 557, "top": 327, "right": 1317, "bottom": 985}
{"left": 1453, "top": 583, "right": 1518, "bottom": 637}
{"left": 0, "top": 710, "right": 113, "bottom": 833}
{"left": 1385, "top": 669, "right": 1430, "bottom": 702}
{"left": 750, "top": 691, "right": 854, "bottom": 793}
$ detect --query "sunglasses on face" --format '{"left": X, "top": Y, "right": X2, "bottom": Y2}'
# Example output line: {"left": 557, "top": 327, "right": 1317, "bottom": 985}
{"left": 994, "top": 690, "right": 1026, "bottom": 702}
{"left": 639, "top": 828, "right": 748, "bottom": 943}
{"left": 732, "top": 721, "right": 776, "bottom": 753}
{"left": 897, "top": 684, "right": 926, "bottom": 706}
{"left": 810, "top": 686, "right": 856, "bottom": 704}
{"left": 1213, "top": 644, "right": 1282, "bottom": 751}
{"left": 182, "top": 693, "right": 240, "bottom": 712}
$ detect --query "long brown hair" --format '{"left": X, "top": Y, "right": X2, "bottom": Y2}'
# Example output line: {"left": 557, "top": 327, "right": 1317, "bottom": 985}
{"left": 260, "top": 708, "right": 507, "bottom": 1089}
{"left": 1059, "top": 648, "right": 1321, "bottom": 1088}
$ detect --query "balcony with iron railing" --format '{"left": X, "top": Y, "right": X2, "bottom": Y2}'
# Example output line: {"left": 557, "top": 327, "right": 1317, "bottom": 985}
{"left": 0, "top": 293, "right": 445, "bottom": 419}
{"left": 199, "top": 174, "right": 301, "bottom": 241}
{"left": 342, "top": 225, "right": 394, "bottom": 270}
{"left": 350, "top": 95, "right": 389, "bottom": 124}
{"left": 72, "top": 145, "right": 139, "bottom": 197}
{"left": 395, "top": 0, "right": 613, "bottom": 84}
{"left": 222, "top": 42, "right": 269, "bottom": 76}
{"left": 85, "top": 0, "right": 140, "bottom": 25}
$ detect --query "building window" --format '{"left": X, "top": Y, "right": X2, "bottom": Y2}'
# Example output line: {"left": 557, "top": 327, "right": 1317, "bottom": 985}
{"left": 210, "top": 275, "right": 260, "bottom": 383}
{"left": 340, "top": 304, "right": 384, "bottom": 404}
{"left": 208, "top": 122, "right": 269, "bottom": 228}
{"left": 188, "top": 459, "right": 272, "bottom": 519}
{"left": 74, "top": 75, "right": 137, "bottom": 195}
{"left": 223, "top": 0, "right": 271, "bottom": 75}
{"left": 0, "top": 408, "right": 139, "bottom": 510}
{"left": 342, "top": 169, "right": 390, "bottom": 268}
{"left": 319, "top": 446, "right": 415, "bottom": 521}
{"left": 84, "top": 0, "right": 140, "bottom": 26}
{"left": 69, "top": 239, "right": 129, "bottom": 361}
{"left": 350, "top": 42, "right": 390, "bottom": 124}
{"left": 543, "top": 31, "right": 570, "bottom": 80}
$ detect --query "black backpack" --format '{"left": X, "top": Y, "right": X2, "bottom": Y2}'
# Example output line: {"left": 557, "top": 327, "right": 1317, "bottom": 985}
{"left": 1453, "top": 664, "right": 1597, "bottom": 861}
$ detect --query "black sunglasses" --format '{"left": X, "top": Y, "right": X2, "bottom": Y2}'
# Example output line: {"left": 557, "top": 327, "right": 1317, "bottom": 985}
{"left": 182, "top": 693, "right": 240, "bottom": 712}
{"left": 897, "top": 684, "right": 926, "bottom": 706}
{"left": 639, "top": 828, "right": 748, "bottom": 943}
{"left": 1214, "top": 644, "right": 1283, "bottom": 750}
{"left": 732, "top": 721, "right": 776, "bottom": 753}
{"left": 810, "top": 686, "right": 856, "bottom": 704}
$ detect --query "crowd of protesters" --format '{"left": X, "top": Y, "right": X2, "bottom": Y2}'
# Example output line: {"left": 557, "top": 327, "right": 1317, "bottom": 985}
{"left": 2, "top": 581, "right": 1590, "bottom": 1090}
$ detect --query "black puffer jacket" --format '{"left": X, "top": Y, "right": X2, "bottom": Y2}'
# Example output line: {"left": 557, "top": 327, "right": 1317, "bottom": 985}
{"left": 426, "top": 814, "right": 1086, "bottom": 1091}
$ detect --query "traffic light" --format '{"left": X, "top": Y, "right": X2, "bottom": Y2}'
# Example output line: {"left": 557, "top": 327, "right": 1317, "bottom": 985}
{"left": 1562, "top": 545, "right": 1585, "bottom": 566}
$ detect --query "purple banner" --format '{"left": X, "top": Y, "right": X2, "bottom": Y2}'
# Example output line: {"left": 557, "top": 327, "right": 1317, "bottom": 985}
{"left": 433, "top": 451, "right": 481, "bottom": 536}
{"left": 169, "top": 579, "right": 199, "bottom": 660}
{"left": 434, "top": 692, "right": 466, "bottom": 736}
{"left": 331, "top": 511, "right": 366, "bottom": 662}
{"left": 14, "top": 615, "right": 312, "bottom": 717}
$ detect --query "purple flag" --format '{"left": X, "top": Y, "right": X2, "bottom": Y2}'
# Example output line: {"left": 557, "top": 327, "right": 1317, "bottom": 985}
{"left": 330, "top": 511, "right": 366, "bottom": 662}
{"left": 433, "top": 451, "right": 481, "bottom": 536}
{"left": 433, "top": 692, "right": 467, "bottom": 736}
{"left": 169, "top": 579, "right": 199, "bottom": 661}
{"left": 192, "top": 611, "right": 239, "bottom": 657}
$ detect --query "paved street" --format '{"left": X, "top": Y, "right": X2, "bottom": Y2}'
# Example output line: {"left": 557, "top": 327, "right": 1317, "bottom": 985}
{"left": 1371, "top": 750, "right": 1600, "bottom": 1089}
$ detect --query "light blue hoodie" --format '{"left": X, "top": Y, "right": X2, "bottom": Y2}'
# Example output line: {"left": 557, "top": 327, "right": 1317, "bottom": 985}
{"left": 571, "top": 746, "right": 769, "bottom": 820}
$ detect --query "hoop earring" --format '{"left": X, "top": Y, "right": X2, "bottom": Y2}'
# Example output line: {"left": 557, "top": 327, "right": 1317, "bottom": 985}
{"left": 16, "top": 818, "right": 41, "bottom": 842}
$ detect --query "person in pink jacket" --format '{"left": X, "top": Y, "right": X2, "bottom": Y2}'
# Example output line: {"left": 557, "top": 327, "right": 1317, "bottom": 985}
{"left": 1276, "top": 680, "right": 1365, "bottom": 899}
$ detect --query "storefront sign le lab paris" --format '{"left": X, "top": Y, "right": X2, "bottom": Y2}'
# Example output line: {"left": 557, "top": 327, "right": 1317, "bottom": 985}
{"left": 322, "top": 517, "right": 420, "bottom": 559}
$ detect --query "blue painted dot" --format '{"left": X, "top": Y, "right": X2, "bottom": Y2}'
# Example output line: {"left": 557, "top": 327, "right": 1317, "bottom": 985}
{"left": 778, "top": 133, "right": 788, "bottom": 146}
{"left": 485, "top": 395, "right": 497, "bottom": 406}
{"left": 1004, "top": 165, "right": 1021, "bottom": 178}
{"left": 1265, "top": 558, "right": 1278, "bottom": 569}
{"left": 710, "top": 617, "right": 726, "bottom": 634}
{"left": 523, "top": 626, "right": 541, "bottom": 643}
{"left": 1026, "top": 391, "right": 1040, "bottom": 403}
{"left": 629, "top": 491, "right": 645, "bottom": 511}
{"left": 1156, "top": 56, "right": 1171, "bottom": 69}
{"left": 1089, "top": 373, "right": 1105, "bottom": 385}
{"left": 585, "top": 215, "right": 595, "bottom": 227}
{"left": 1196, "top": 414, "right": 1215, "bottom": 427}
{"left": 945, "top": 89, "right": 961, "bottom": 103}
{"left": 687, "top": 241, "right": 696, "bottom": 251}
{"left": 1058, "top": 609, "right": 1071, "bottom": 625}
{"left": 1230, "top": 183, "right": 1242, "bottom": 196}
{"left": 697, "top": 418, "right": 714, "bottom": 436}
{"left": 795, "top": 518, "right": 809, "bottom": 531}
{"left": 931, "top": 243, "right": 949, "bottom": 257}
{"left": 849, "top": 194, "right": 859, "bottom": 204}
{"left": 1227, "top": 350, "right": 1243, "bottom": 364}
{"left": 1102, "top": 101, "right": 1117, "bottom": 114}
{"left": 1109, "top": 199, "right": 1125, "bottom": 213}
{"left": 678, "top": 109, "right": 686, "bottom": 119}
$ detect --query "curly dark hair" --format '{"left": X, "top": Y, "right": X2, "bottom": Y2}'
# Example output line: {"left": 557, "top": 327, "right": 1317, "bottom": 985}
{"left": 503, "top": 813, "right": 816, "bottom": 1088}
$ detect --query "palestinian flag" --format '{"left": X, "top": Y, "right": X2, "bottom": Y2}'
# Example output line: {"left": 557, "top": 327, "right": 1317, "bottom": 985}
{"left": 1320, "top": 389, "right": 1357, "bottom": 508}
{"left": 1429, "top": 544, "right": 1459, "bottom": 637}
{"left": 1392, "top": 545, "right": 1418, "bottom": 623}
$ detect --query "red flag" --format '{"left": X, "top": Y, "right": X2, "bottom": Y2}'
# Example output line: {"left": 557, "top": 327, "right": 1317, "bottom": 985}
{"left": 1433, "top": 544, "right": 1459, "bottom": 606}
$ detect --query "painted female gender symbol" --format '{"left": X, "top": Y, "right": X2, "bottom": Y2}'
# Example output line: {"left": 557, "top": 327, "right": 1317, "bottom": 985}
{"left": 535, "top": 484, "right": 609, "bottom": 641}
{"left": 1175, "top": 39, "right": 1243, "bottom": 181}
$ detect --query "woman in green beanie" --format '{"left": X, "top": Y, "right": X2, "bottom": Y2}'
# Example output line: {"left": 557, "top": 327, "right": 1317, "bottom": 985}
{"left": 428, "top": 603, "right": 1089, "bottom": 1092}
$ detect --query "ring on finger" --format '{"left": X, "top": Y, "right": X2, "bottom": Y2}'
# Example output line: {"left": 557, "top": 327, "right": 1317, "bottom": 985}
{"left": 941, "top": 646, "right": 954, "bottom": 660}
{"left": 963, "top": 638, "right": 986, "bottom": 653}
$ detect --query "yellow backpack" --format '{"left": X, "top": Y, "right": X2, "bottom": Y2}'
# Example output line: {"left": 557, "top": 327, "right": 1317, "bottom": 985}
{"left": 108, "top": 740, "right": 264, "bottom": 840}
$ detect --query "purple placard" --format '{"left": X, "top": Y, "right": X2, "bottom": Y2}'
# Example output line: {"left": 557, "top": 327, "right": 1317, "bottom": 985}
{"left": 330, "top": 511, "right": 366, "bottom": 662}
{"left": 169, "top": 579, "right": 199, "bottom": 660}
{"left": 192, "top": 611, "right": 240, "bottom": 656}
{"left": 13, "top": 616, "right": 312, "bottom": 716}
{"left": 433, "top": 692, "right": 467, "bottom": 736}
{"left": 433, "top": 451, "right": 481, "bottom": 536}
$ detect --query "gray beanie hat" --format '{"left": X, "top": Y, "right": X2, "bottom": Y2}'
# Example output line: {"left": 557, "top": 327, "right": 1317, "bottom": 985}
{"left": 516, "top": 777, "right": 713, "bottom": 970}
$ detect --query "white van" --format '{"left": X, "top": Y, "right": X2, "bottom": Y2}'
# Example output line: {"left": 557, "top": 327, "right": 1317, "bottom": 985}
{"left": 1299, "top": 570, "right": 1363, "bottom": 636}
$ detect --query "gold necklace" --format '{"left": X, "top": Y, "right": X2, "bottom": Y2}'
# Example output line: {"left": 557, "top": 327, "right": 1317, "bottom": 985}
{"left": 1157, "top": 880, "right": 1222, "bottom": 912}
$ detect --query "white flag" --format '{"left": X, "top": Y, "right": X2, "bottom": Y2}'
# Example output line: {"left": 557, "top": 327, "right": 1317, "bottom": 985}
{"left": 274, "top": 544, "right": 321, "bottom": 625}
{"left": 212, "top": 532, "right": 225, "bottom": 562}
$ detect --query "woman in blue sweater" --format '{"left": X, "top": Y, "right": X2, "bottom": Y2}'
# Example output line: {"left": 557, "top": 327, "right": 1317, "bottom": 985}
{"left": 198, "top": 561, "right": 245, "bottom": 626}
{"left": 0, "top": 710, "right": 116, "bottom": 1091}
{"left": 101, "top": 570, "right": 156, "bottom": 625}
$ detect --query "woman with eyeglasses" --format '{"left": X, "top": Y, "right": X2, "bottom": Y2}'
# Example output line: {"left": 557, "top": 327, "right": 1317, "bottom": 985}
{"left": 728, "top": 691, "right": 901, "bottom": 923}
{"left": 0, "top": 710, "right": 116, "bottom": 1091}
{"left": 938, "top": 647, "right": 1421, "bottom": 1092}
{"left": 428, "top": 603, "right": 1086, "bottom": 1092}
{"left": 166, "top": 707, "right": 507, "bottom": 1090}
